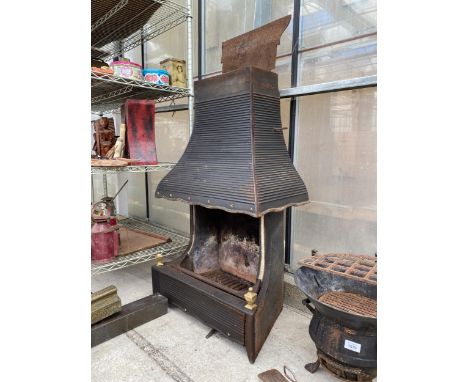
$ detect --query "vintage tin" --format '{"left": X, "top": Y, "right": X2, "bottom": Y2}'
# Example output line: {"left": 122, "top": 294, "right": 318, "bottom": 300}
{"left": 111, "top": 60, "right": 142, "bottom": 80}
{"left": 160, "top": 58, "right": 187, "bottom": 87}
{"left": 142, "top": 68, "right": 170, "bottom": 85}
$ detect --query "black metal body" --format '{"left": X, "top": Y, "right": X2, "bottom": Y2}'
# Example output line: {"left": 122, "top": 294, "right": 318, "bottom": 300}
{"left": 153, "top": 262, "right": 249, "bottom": 345}
{"left": 295, "top": 267, "right": 376, "bottom": 330}
{"left": 304, "top": 301, "right": 376, "bottom": 370}
{"left": 295, "top": 266, "right": 377, "bottom": 380}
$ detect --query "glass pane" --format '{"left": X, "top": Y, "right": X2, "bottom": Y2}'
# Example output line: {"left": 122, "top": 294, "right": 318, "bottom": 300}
{"left": 264, "top": 0, "right": 294, "bottom": 57}
{"left": 280, "top": 98, "right": 291, "bottom": 149}
{"left": 127, "top": 172, "right": 147, "bottom": 219}
{"left": 192, "top": 0, "right": 198, "bottom": 78}
{"left": 204, "top": 0, "right": 293, "bottom": 77}
{"left": 137, "top": 0, "right": 196, "bottom": 78}
{"left": 274, "top": 55, "right": 291, "bottom": 89}
{"left": 145, "top": 23, "right": 187, "bottom": 69}
{"left": 173, "top": 0, "right": 199, "bottom": 78}
{"left": 148, "top": 171, "right": 190, "bottom": 234}
{"left": 124, "top": 45, "right": 142, "bottom": 65}
{"left": 205, "top": 0, "right": 255, "bottom": 75}
{"left": 298, "top": 34, "right": 376, "bottom": 86}
{"left": 91, "top": 174, "right": 118, "bottom": 201}
{"left": 155, "top": 110, "right": 190, "bottom": 163}
{"left": 149, "top": 109, "right": 190, "bottom": 233}
{"left": 300, "top": 0, "right": 376, "bottom": 50}
{"left": 290, "top": 87, "right": 376, "bottom": 271}
{"left": 91, "top": 173, "right": 129, "bottom": 216}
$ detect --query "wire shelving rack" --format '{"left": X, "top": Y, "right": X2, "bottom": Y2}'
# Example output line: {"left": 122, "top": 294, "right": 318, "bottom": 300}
{"left": 92, "top": 0, "right": 189, "bottom": 62}
{"left": 91, "top": 72, "right": 190, "bottom": 114}
{"left": 90, "top": 0, "right": 193, "bottom": 275}
{"left": 91, "top": 163, "right": 175, "bottom": 175}
{"left": 92, "top": 217, "right": 189, "bottom": 275}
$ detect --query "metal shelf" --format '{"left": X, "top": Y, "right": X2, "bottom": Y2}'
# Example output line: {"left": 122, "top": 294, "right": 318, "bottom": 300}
{"left": 92, "top": 72, "right": 191, "bottom": 113}
{"left": 92, "top": 0, "right": 189, "bottom": 62}
{"left": 91, "top": 162, "right": 175, "bottom": 175}
{"left": 92, "top": 218, "right": 189, "bottom": 275}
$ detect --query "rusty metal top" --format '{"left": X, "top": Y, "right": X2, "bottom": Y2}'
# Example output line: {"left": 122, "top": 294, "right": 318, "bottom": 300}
{"left": 221, "top": 15, "right": 291, "bottom": 73}
{"left": 299, "top": 254, "right": 377, "bottom": 286}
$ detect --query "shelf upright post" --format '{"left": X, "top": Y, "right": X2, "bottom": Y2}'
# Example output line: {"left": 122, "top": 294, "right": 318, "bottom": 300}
{"left": 102, "top": 173, "right": 108, "bottom": 197}
{"left": 186, "top": 0, "right": 194, "bottom": 135}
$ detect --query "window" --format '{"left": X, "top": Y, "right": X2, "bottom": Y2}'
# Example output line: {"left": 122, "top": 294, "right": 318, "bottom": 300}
{"left": 299, "top": 0, "right": 376, "bottom": 85}
{"left": 204, "top": 0, "right": 294, "bottom": 86}
{"left": 290, "top": 87, "right": 377, "bottom": 270}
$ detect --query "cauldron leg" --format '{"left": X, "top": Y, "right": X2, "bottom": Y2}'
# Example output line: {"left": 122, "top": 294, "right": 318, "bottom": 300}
{"left": 305, "top": 360, "right": 320, "bottom": 374}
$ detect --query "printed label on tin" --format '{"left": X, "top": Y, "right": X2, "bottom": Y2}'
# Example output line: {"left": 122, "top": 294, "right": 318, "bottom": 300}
{"left": 344, "top": 339, "right": 361, "bottom": 353}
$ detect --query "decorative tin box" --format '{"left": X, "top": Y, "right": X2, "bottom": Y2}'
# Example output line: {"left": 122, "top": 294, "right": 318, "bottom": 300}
{"left": 111, "top": 60, "right": 142, "bottom": 80}
{"left": 160, "top": 58, "right": 187, "bottom": 87}
{"left": 142, "top": 68, "right": 170, "bottom": 85}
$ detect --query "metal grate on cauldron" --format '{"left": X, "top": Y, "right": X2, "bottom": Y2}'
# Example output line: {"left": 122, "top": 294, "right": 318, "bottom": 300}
{"left": 299, "top": 253, "right": 377, "bottom": 286}
{"left": 318, "top": 291, "right": 376, "bottom": 319}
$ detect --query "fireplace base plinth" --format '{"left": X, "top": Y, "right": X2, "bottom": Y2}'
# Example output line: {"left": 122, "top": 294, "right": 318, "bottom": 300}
{"left": 152, "top": 262, "right": 282, "bottom": 363}
{"left": 153, "top": 262, "right": 249, "bottom": 345}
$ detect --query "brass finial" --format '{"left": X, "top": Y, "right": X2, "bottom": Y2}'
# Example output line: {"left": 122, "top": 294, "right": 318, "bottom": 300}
{"left": 244, "top": 287, "right": 257, "bottom": 310}
{"left": 155, "top": 253, "right": 164, "bottom": 267}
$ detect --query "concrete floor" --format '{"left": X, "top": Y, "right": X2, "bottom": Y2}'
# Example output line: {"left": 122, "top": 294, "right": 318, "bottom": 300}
{"left": 91, "top": 263, "right": 346, "bottom": 382}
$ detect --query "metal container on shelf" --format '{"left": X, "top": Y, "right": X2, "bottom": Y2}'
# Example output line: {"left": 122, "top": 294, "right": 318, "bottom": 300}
{"left": 91, "top": 201, "right": 119, "bottom": 263}
{"left": 91, "top": 217, "right": 119, "bottom": 263}
{"left": 160, "top": 58, "right": 187, "bottom": 87}
{"left": 111, "top": 60, "right": 142, "bottom": 80}
{"left": 142, "top": 68, "right": 170, "bottom": 85}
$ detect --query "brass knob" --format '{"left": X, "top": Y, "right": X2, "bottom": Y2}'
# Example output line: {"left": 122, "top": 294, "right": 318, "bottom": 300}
{"left": 155, "top": 253, "right": 164, "bottom": 267}
{"left": 244, "top": 287, "right": 257, "bottom": 310}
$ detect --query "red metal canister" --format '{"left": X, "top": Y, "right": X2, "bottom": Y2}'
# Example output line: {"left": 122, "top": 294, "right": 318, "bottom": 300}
{"left": 109, "top": 217, "right": 120, "bottom": 258}
{"left": 91, "top": 218, "right": 118, "bottom": 263}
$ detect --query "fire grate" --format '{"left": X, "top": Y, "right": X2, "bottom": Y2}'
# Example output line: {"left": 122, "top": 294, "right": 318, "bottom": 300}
{"left": 319, "top": 292, "right": 376, "bottom": 318}
{"left": 200, "top": 269, "right": 254, "bottom": 292}
{"left": 299, "top": 254, "right": 377, "bottom": 286}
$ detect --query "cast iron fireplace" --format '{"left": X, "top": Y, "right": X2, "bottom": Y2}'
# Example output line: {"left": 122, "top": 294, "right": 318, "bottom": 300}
{"left": 152, "top": 16, "right": 309, "bottom": 363}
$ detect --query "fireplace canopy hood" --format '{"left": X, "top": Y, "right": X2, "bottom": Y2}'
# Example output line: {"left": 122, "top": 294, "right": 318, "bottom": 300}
{"left": 156, "top": 66, "right": 309, "bottom": 217}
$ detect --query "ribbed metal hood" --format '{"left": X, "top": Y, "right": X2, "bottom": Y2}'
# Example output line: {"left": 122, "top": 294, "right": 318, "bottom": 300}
{"left": 156, "top": 66, "right": 309, "bottom": 217}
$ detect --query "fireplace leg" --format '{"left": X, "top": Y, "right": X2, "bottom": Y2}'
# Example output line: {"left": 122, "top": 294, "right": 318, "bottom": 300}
{"left": 245, "top": 313, "right": 256, "bottom": 363}
{"left": 305, "top": 359, "right": 321, "bottom": 374}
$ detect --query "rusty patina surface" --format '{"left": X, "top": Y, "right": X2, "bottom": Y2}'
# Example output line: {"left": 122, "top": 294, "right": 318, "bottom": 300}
{"left": 318, "top": 291, "right": 376, "bottom": 318}
{"left": 317, "top": 350, "right": 376, "bottom": 381}
{"left": 182, "top": 207, "right": 260, "bottom": 284}
{"left": 299, "top": 253, "right": 377, "bottom": 286}
{"left": 221, "top": 15, "right": 291, "bottom": 73}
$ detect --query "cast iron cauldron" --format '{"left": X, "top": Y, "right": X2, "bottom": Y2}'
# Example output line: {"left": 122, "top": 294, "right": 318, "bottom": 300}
{"left": 295, "top": 265, "right": 377, "bottom": 381}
